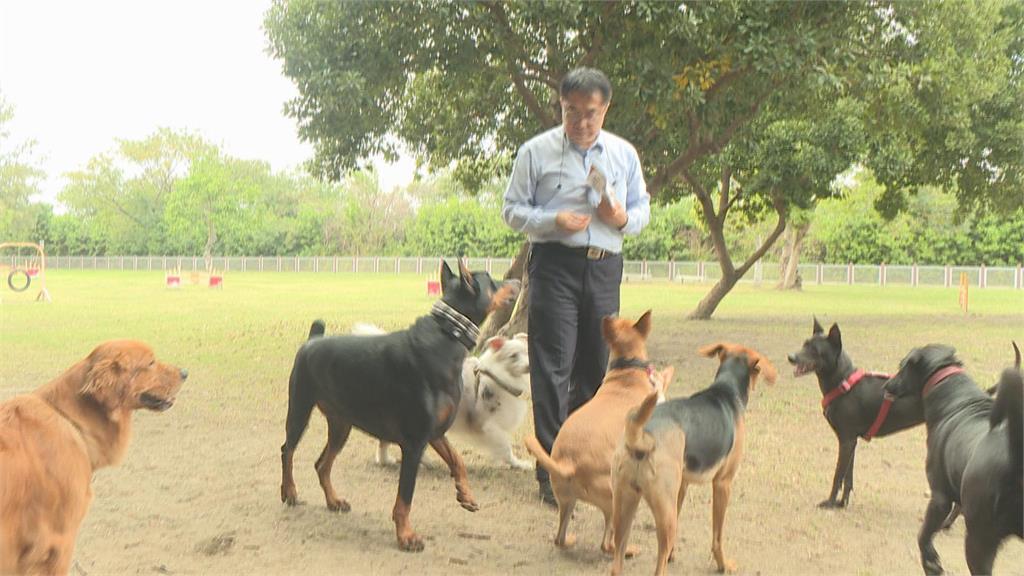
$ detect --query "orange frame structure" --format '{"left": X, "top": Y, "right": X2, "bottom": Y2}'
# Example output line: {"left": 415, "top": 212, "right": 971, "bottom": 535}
{"left": 0, "top": 242, "right": 51, "bottom": 302}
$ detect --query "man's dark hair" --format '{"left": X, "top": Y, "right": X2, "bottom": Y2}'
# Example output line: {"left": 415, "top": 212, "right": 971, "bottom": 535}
{"left": 560, "top": 67, "right": 612, "bottom": 102}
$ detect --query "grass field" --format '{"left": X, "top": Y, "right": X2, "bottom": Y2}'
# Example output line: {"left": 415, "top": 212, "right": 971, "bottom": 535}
{"left": 1, "top": 271, "right": 1021, "bottom": 575}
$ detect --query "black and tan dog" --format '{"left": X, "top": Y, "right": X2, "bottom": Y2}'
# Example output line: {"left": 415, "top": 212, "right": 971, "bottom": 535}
{"left": 885, "top": 344, "right": 1022, "bottom": 575}
{"left": 279, "top": 260, "right": 519, "bottom": 552}
{"left": 610, "top": 343, "right": 775, "bottom": 575}
{"left": 787, "top": 318, "right": 926, "bottom": 508}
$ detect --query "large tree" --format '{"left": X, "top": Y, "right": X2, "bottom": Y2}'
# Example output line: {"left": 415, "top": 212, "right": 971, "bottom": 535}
{"left": 0, "top": 96, "right": 43, "bottom": 242}
{"left": 266, "top": 0, "right": 1022, "bottom": 319}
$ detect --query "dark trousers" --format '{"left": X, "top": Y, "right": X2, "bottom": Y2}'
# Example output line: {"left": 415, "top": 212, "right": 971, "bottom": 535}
{"left": 528, "top": 243, "right": 623, "bottom": 482}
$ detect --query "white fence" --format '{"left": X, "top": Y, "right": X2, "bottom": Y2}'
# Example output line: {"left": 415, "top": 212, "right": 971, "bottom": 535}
{"left": 16, "top": 255, "right": 1023, "bottom": 289}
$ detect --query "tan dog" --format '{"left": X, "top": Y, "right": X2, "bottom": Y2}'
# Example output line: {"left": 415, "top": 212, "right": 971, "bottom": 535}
{"left": 610, "top": 343, "right": 776, "bottom": 576}
{"left": 0, "top": 340, "right": 187, "bottom": 576}
{"left": 525, "top": 311, "right": 672, "bottom": 554}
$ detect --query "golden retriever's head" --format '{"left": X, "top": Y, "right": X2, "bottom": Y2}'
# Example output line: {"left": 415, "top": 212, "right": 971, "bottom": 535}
{"left": 601, "top": 310, "right": 653, "bottom": 360}
{"left": 81, "top": 340, "right": 187, "bottom": 417}
{"left": 698, "top": 342, "right": 778, "bottom": 391}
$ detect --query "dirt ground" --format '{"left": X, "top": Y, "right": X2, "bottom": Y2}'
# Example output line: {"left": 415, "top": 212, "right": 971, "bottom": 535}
{"left": 42, "top": 313, "right": 1017, "bottom": 576}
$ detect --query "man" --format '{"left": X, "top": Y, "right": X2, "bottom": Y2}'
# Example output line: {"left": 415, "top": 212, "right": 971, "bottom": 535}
{"left": 502, "top": 67, "right": 651, "bottom": 504}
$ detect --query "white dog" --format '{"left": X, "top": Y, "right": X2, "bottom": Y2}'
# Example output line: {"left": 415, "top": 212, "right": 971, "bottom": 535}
{"left": 350, "top": 324, "right": 532, "bottom": 469}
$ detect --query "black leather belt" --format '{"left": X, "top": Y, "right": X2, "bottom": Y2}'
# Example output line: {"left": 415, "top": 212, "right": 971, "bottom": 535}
{"left": 533, "top": 243, "right": 620, "bottom": 260}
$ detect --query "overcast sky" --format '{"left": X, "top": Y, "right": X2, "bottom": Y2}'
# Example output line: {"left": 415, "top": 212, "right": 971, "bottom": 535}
{"left": 0, "top": 0, "right": 415, "bottom": 207}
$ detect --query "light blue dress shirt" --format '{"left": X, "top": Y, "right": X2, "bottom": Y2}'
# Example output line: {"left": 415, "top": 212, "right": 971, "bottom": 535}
{"left": 502, "top": 127, "right": 651, "bottom": 253}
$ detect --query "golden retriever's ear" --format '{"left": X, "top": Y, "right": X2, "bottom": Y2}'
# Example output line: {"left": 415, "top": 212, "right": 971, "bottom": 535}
{"left": 698, "top": 343, "right": 725, "bottom": 360}
{"left": 633, "top": 310, "right": 652, "bottom": 339}
{"left": 82, "top": 356, "right": 127, "bottom": 417}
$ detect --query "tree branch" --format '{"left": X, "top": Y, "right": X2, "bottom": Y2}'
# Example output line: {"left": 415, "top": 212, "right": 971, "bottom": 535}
{"left": 735, "top": 194, "right": 788, "bottom": 278}
{"left": 579, "top": 1, "right": 619, "bottom": 68}
{"left": 483, "top": 1, "right": 557, "bottom": 128}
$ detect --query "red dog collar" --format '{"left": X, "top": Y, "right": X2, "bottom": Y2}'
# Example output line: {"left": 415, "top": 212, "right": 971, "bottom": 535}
{"left": 922, "top": 365, "right": 966, "bottom": 398}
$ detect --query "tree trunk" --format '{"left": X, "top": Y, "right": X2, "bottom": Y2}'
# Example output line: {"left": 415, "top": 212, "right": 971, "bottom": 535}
{"left": 203, "top": 213, "right": 217, "bottom": 272}
{"left": 685, "top": 171, "right": 788, "bottom": 320}
{"left": 474, "top": 241, "right": 530, "bottom": 352}
{"left": 689, "top": 273, "right": 740, "bottom": 320}
{"left": 777, "top": 222, "right": 810, "bottom": 290}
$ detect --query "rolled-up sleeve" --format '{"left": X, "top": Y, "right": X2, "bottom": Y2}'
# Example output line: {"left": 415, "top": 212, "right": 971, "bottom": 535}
{"left": 502, "top": 145, "right": 558, "bottom": 235}
{"left": 620, "top": 151, "right": 650, "bottom": 236}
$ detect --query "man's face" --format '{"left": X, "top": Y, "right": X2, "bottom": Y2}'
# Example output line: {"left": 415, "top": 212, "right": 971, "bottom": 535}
{"left": 561, "top": 90, "right": 608, "bottom": 148}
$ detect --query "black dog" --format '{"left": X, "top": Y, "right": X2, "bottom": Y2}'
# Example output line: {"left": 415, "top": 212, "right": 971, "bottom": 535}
{"left": 885, "top": 344, "right": 1022, "bottom": 575}
{"left": 279, "top": 260, "right": 519, "bottom": 552}
{"left": 787, "top": 318, "right": 925, "bottom": 508}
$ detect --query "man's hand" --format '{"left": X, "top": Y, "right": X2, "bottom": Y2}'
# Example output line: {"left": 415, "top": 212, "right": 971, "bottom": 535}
{"left": 555, "top": 211, "right": 591, "bottom": 232}
{"left": 596, "top": 196, "right": 627, "bottom": 229}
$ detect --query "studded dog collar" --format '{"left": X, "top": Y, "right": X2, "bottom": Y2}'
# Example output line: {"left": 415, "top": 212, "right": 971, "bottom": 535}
{"left": 431, "top": 300, "right": 480, "bottom": 350}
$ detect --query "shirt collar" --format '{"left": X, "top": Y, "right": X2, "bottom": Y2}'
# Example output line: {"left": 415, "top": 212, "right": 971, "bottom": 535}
{"left": 560, "top": 127, "right": 606, "bottom": 154}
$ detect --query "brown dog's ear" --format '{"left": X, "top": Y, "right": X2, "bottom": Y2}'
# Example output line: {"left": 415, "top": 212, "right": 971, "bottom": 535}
{"left": 749, "top": 358, "right": 762, "bottom": 391}
{"left": 658, "top": 365, "right": 675, "bottom": 395}
{"left": 81, "top": 355, "right": 127, "bottom": 418}
{"left": 698, "top": 343, "right": 725, "bottom": 359}
{"left": 633, "top": 310, "right": 652, "bottom": 339}
{"left": 601, "top": 316, "right": 616, "bottom": 342}
{"left": 757, "top": 354, "right": 779, "bottom": 386}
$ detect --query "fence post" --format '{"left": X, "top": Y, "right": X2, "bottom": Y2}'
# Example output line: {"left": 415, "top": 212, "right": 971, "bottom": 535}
{"left": 979, "top": 265, "right": 986, "bottom": 288}
{"left": 847, "top": 263, "right": 853, "bottom": 285}
{"left": 1017, "top": 265, "right": 1022, "bottom": 290}
{"left": 880, "top": 262, "right": 886, "bottom": 287}
{"left": 352, "top": 257, "right": 357, "bottom": 273}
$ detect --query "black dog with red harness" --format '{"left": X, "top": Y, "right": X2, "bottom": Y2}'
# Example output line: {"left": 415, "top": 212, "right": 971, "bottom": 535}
{"left": 787, "top": 319, "right": 926, "bottom": 508}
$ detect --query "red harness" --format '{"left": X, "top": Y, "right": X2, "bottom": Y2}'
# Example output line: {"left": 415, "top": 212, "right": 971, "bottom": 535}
{"left": 821, "top": 369, "right": 895, "bottom": 441}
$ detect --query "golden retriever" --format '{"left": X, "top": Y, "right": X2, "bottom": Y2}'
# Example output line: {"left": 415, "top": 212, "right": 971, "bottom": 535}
{"left": 0, "top": 340, "right": 186, "bottom": 575}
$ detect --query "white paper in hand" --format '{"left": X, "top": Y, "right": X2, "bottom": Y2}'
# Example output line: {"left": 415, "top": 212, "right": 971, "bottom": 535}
{"left": 586, "top": 165, "right": 614, "bottom": 207}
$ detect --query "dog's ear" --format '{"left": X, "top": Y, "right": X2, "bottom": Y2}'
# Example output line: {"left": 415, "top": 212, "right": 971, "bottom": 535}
{"left": 440, "top": 260, "right": 456, "bottom": 289}
{"left": 457, "top": 257, "right": 477, "bottom": 296}
{"left": 633, "top": 310, "right": 652, "bottom": 339}
{"left": 601, "top": 316, "right": 616, "bottom": 342}
{"left": 757, "top": 354, "right": 779, "bottom": 386}
{"left": 658, "top": 365, "right": 675, "bottom": 395}
{"left": 813, "top": 316, "right": 824, "bottom": 336}
{"left": 512, "top": 332, "right": 528, "bottom": 344}
{"left": 827, "top": 323, "right": 842, "bottom": 350}
{"left": 81, "top": 352, "right": 127, "bottom": 418}
{"left": 749, "top": 358, "right": 762, "bottom": 391}
{"left": 698, "top": 343, "right": 725, "bottom": 360}
{"left": 487, "top": 336, "right": 506, "bottom": 351}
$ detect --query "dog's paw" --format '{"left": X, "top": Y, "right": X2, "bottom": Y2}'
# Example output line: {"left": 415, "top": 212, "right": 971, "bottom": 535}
{"left": 817, "top": 499, "right": 843, "bottom": 509}
{"left": 555, "top": 533, "right": 577, "bottom": 548}
{"left": 458, "top": 495, "right": 480, "bottom": 512}
{"left": 281, "top": 486, "right": 301, "bottom": 506}
{"left": 397, "top": 532, "right": 425, "bottom": 553}
{"left": 717, "top": 560, "right": 737, "bottom": 573}
{"left": 510, "top": 458, "right": 533, "bottom": 470}
{"left": 325, "top": 497, "right": 351, "bottom": 513}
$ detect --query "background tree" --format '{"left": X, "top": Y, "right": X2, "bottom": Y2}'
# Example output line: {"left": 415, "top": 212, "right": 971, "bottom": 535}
{"left": 0, "top": 96, "right": 43, "bottom": 242}
{"left": 266, "top": 1, "right": 1019, "bottom": 320}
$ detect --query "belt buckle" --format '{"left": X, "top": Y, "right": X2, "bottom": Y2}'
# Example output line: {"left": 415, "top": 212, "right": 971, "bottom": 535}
{"left": 586, "top": 247, "right": 605, "bottom": 260}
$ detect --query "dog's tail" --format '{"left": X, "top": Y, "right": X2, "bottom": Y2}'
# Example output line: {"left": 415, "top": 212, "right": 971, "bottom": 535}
{"left": 623, "top": 390, "right": 660, "bottom": 457}
{"left": 524, "top": 436, "right": 574, "bottom": 481}
{"left": 991, "top": 366, "right": 1023, "bottom": 477}
{"left": 308, "top": 320, "right": 326, "bottom": 340}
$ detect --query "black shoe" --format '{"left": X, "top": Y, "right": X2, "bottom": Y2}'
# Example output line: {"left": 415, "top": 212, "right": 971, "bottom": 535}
{"left": 537, "top": 478, "right": 557, "bottom": 508}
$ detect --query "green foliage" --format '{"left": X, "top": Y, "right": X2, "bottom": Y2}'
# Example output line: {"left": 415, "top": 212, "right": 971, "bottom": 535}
{"left": 402, "top": 194, "right": 520, "bottom": 258}
{"left": 623, "top": 198, "right": 704, "bottom": 261}
{"left": 806, "top": 171, "right": 1023, "bottom": 265}
{"left": 0, "top": 96, "right": 43, "bottom": 241}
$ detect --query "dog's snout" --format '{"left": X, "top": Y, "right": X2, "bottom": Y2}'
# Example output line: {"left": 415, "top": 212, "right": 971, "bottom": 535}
{"left": 179, "top": 368, "right": 189, "bottom": 381}
{"left": 786, "top": 353, "right": 797, "bottom": 364}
